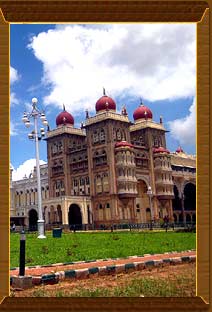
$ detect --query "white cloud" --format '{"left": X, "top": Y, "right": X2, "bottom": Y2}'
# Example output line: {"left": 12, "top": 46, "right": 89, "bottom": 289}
{"left": 11, "top": 159, "right": 47, "bottom": 181}
{"left": 10, "top": 66, "right": 20, "bottom": 107}
{"left": 168, "top": 97, "right": 196, "bottom": 147}
{"left": 10, "top": 92, "right": 20, "bottom": 106}
{"left": 10, "top": 121, "right": 18, "bottom": 136}
{"left": 28, "top": 24, "right": 196, "bottom": 114}
{"left": 10, "top": 66, "right": 20, "bottom": 85}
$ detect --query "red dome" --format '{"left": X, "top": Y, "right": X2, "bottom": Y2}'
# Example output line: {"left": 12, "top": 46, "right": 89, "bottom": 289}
{"left": 133, "top": 104, "right": 153, "bottom": 121}
{"left": 176, "top": 146, "right": 184, "bottom": 153}
{"left": 153, "top": 146, "right": 170, "bottom": 154}
{"left": 115, "top": 141, "right": 133, "bottom": 148}
{"left": 96, "top": 95, "right": 116, "bottom": 112}
{"left": 56, "top": 107, "right": 74, "bottom": 127}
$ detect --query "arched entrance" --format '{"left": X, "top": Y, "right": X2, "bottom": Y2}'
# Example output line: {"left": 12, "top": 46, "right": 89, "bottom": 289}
{"left": 179, "top": 212, "right": 183, "bottom": 223}
{"left": 28, "top": 209, "right": 38, "bottom": 231}
{"left": 137, "top": 180, "right": 148, "bottom": 197}
{"left": 146, "top": 208, "right": 151, "bottom": 223}
{"left": 68, "top": 204, "right": 82, "bottom": 230}
{"left": 173, "top": 213, "right": 177, "bottom": 223}
{"left": 184, "top": 183, "right": 196, "bottom": 211}
{"left": 186, "top": 214, "right": 191, "bottom": 223}
{"left": 137, "top": 179, "right": 149, "bottom": 222}
{"left": 57, "top": 205, "right": 62, "bottom": 224}
{"left": 172, "top": 185, "right": 182, "bottom": 211}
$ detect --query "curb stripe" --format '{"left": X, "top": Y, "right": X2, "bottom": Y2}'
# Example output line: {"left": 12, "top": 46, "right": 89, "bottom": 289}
{"left": 10, "top": 253, "right": 196, "bottom": 289}
{"left": 88, "top": 267, "right": 99, "bottom": 274}
{"left": 64, "top": 270, "right": 76, "bottom": 278}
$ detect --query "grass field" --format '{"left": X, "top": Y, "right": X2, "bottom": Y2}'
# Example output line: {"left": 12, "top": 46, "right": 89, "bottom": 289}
{"left": 10, "top": 231, "right": 196, "bottom": 268}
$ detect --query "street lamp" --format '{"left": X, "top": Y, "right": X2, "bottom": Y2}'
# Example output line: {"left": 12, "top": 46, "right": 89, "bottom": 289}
{"left": 147, "top": 185, "right": 153, "bottom": 230}
{"left": 22, "top": 97, "right": 48, "bottom": 239}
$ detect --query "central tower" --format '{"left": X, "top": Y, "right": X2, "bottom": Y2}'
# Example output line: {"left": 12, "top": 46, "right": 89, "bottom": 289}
{"left": 84, "top": 90, "right": 136, "bottom": 226}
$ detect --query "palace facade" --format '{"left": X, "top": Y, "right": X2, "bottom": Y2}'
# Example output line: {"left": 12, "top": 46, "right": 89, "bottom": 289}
{"left": 10, "top": 92, "right": 196, "bottom": 229}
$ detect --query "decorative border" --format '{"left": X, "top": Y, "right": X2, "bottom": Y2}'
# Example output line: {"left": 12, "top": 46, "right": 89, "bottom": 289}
{"left": 0, "top": 0, "right": 210, "bottom": 311}
{"left": 10, "top": 254, "right": 196, "bottom": 289}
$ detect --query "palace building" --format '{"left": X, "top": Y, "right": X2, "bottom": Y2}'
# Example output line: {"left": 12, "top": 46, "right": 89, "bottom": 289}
{"left": 10, "top": 92, "right": 196, "bottom": 229}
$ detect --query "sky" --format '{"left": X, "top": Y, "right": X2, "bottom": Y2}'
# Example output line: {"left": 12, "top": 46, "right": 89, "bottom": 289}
{"left": 10, "top": 23, "right": 196, "bottom": 181}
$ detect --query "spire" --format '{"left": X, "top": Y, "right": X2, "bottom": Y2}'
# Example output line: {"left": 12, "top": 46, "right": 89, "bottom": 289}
{"left": 63, "top": 104, "right": 66, "bottom": 111}
{"left": 140, "top": 97, "right": 143, "bottom": 106}
{"left": 85, "top": 109, "right": 89, "bottom": 119}
{"left": 103, "top": 87, "right": 106, "bottom": 96}
{"left": 121, "top": 105, "right": 128, "bottom": 116}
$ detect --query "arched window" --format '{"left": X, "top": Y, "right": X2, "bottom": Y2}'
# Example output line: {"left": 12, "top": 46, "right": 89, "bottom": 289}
{"left": 116, "top": 129, "right": 122, "bottom": 141}
{"left": 100, "top": 129, "right": 106, "bottom": 142}
{"left": 93, "top": 131, "right": 99, "bottom": 143}
{"left": 121, "top": 130, "right": 126, "bottom": 141}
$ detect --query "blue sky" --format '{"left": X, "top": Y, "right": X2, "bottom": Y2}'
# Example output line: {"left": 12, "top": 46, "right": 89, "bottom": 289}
{"left": 10, "top": 23, "right": 196, "bottom": 180}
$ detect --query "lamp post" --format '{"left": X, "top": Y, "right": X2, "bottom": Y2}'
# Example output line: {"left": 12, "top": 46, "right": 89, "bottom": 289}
{"left": 147, "top": 185, "right": 153, "bottom": 230}
{"left": 22, "top": 97, "right": 48, "bottom": 239}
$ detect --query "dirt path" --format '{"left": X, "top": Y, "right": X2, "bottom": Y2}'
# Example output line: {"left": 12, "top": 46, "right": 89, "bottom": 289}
{"left": 11, "top": 262, "right": 196, "bottom": 297}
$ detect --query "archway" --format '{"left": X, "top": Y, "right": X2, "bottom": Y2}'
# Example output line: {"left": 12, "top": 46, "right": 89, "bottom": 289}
{"left": 192, "top": 214, "right": 196, "bottom": 223}
{"left": 68, "top": 204, "right": 82, "bottom": 229}
{"left": 184, "top": 183, "right": 196, "bottom": 211}
{"left": 50, "top": 206, "right": 55, "bottom": 224}
{"left": 28, "top": 209, "right": 38, "bottom": 231}
{"left": 172, "top": 185, "right": 182, "bottom": 211}
{"left": 186, "top": 214, "right": 191, "bottom": 223}
{"left": 173, "top": 213, "right": 177, "bottom": 223}
{"left": 179, "top": 212, "right": 183, "bottom": 223}
{"left": 57, "top": 205, "right": 62, "bottom": 224}
{"left": 137, "top": 180, "right": 148, "bottom": 197}
{"left": 146, "top": 208, "right": 151, "bottom": 222}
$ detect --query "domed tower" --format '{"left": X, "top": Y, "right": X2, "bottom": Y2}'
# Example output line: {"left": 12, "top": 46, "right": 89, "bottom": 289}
{"left": 133, "top": 102, "right": 153, "bottom": 122}
{"left": 84, "top": 89, "right": 131, "bottom": 227}
{"left": 95, "top": 88, "right": 116, "bottom": 114}
{"left": 56, "top": 105, "right": 74, "bottom": 127}
{"left": 153, "top": 147, "right": 174, "bottom": 220}
{"left": 176, "top": 146, "right": 184, "bottom": 154}
{"left": 115, "top": 140, "right": 137, "bottom": 222}
{"left": 46, "top": 105, "right": 87, "bottom": 201}
{"left": 130, "top": 99, "right": 171, "bottom": 221}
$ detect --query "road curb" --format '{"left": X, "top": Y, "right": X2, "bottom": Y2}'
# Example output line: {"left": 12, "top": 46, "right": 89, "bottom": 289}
{"left": 10, "top": 253, "right": 196, "bottom": 289}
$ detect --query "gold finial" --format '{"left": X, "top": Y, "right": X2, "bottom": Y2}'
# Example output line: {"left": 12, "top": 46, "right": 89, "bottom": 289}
{"left": 85, "top": 109, "right": 89, "bottom": 119}
{"left": 103, "top": 87, "right": 106, "bottom": 96}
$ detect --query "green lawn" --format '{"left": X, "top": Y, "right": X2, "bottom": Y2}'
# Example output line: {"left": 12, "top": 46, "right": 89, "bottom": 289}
{"left": 10, "top": 231, "right": 196, "bottom": 268}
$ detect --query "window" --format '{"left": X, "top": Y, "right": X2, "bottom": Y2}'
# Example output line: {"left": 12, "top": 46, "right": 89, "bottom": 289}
{"left": 106, "top": 203, "right": 110, "bottom": 208}
{"left": 100, "top": 129, "right": 106, "bottom": 142}
{"left": 80, "top": 178, "right": 85, "bottom": 186}
{"left": 116, "top": 129, "right": 122, "bottom": 141}
{"left": 99, "top": 204, "right": 103, "bottom": 209}
{"left": 93, "top": 131, "right": 99, "bottom": 143}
